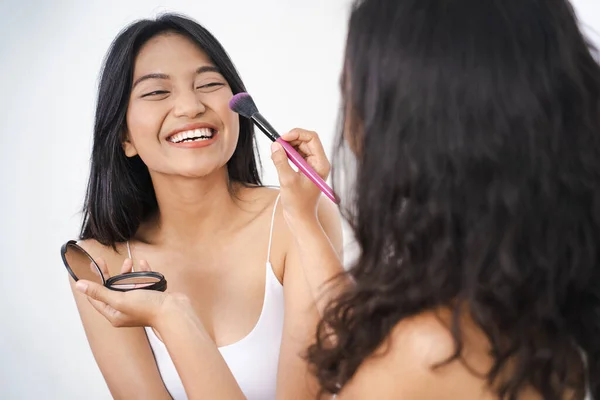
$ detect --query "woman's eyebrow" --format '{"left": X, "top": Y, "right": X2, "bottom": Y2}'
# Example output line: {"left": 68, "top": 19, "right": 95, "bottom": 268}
{"left": 132, "top": 65, "right": 221, "bottom": 88}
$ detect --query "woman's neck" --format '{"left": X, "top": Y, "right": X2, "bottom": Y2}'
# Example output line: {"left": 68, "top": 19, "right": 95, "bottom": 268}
{"left": 142, "top": 167, "right": 245, "bottom": 246}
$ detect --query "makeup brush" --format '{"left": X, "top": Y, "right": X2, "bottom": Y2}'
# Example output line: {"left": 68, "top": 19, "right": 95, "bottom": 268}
{"left": 229, "top": 92, "right": 339, "bottom": 204}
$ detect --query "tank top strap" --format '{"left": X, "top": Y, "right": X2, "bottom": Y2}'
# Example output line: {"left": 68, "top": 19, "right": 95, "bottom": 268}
{"left": 266, "top": 193, "right": 281, "bottom": 264}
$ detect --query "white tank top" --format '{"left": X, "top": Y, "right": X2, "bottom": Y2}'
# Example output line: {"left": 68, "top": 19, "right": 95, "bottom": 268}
{"left": 127, "top": 195, "right": 284, "bottom": 400}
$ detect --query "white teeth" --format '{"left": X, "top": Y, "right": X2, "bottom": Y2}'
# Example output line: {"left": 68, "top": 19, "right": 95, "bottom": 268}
{"left": 169, "top": 128, "right": 215, "bottom": 143}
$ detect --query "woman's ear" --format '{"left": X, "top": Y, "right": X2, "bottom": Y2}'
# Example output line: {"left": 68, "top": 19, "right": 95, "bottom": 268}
{"left": 122, "top": 132, "right": 138, "bottom": 157}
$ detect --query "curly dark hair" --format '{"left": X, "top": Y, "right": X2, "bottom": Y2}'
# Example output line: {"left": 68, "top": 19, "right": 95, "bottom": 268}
{"left": 308, "top": 0, "right": 600, "bottom": 399}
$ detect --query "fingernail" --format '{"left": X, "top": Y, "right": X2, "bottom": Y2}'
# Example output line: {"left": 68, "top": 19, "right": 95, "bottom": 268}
{"left": 75, "top": 281, "right": 88, "bottom": 293}
{"left": 271, "top": 142, "right": 281, "bottom": 153}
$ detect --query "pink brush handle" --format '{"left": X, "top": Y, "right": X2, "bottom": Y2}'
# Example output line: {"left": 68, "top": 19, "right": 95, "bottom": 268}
{"left": 276, "top": 137, "right": 339, "bottom": 204}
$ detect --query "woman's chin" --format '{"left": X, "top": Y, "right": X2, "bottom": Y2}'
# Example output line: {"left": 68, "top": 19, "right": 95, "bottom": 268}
{"left": 172, "top": 165, "right": 228, "bottom": 180}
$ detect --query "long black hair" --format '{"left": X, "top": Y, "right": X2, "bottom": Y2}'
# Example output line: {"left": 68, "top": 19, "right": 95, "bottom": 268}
{"left": 80, "top": 13, "right": 261, "bottom": 247}
{"left": 309, "top": 0, "right": 600, "bottom": 399}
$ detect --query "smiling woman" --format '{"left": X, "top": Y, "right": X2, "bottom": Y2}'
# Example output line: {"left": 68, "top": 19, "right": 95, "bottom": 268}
{"left": 69, "top": 13, "right": 343, "bottom": 400}
{"left": 122, "top": 33, "right": 241, "bottom": 179}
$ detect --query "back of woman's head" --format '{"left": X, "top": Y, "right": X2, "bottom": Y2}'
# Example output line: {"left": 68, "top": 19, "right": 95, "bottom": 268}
{"left": 80, "top": 13, "right": 261, "bottom": 247}
{"left": 311, "top": 0, "right": 600, "bottom": 398}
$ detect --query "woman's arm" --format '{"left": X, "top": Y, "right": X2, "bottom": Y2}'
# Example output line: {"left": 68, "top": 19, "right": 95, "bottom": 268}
{"left": 275, "top": 199, "right": 344, "bottom": 399}
{"left": 73, "top": 240, "right": 245, "bottom": 399}
{"left": 76, "top": 282, "right": 247, "bottom": 400}
{"left": 69, "top": 243, "right": 172, "bottom": 400}
{"left": 270, "top": 129, "right": 350, "bottom": 315}
{"left": 152, "top": 296, "right": 246, "bottom": 400}
{"left": 72, "top": 288, "right": 171, "bottom": 400}
{"left": 292, "top": 197, "right": 347, "bottom": 315}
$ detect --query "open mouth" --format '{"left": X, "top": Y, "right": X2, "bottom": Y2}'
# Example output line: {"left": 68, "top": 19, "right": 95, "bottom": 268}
{"left": 167, "top": 128, "right": 216, "bottom": 144}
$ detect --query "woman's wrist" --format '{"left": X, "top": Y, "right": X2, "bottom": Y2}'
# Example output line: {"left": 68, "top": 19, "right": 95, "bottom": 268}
{"left": 154, "top": 293, "right": 197, "bottom": 331}
{"left": 287, "top": 217, "right": 340, "bottom": 264}
{"left": 285, "top": 210, "right": 321, "bottom": 234}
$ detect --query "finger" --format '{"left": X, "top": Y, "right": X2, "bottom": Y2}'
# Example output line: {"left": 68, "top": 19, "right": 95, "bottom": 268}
{"left": 75, "top": 279, "right": 123, "bottom": 309}
{"left": 138, "top": 260, "right": 152, "bottom": 272}
{"left": 281, "top": 129, "right": 328, "bottom": 165}
{"left": 281, "top": 128, "right": 318, "bottom": 146}
{"left": 280, "top": 131, "right": 313, "bottom": 157}
{"left": 305, "top": 151, "right": 331, "bottom": 181}
{"left": 282, "top": 140, "right": 330, "bottom": 181}
{"left": 120, "top": 258, "right": 133, "bottom": 274}
{"left": 280, "top": 128, "right": 310, "bottom": 142}
{"left": 87, "top": 297, "right": 121, "bottom": 324}
{"left": 96, "top": 258, "right": 111, "bottom": 278}
{"left": 287, "top": 141, "right": 313, "bottom": 160}
{"left": 271, "top": 142, "right": 298, "bottom": 188}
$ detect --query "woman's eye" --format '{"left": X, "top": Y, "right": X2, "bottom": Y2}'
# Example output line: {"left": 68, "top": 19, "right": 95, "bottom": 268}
{"left": 197, "top": 82, "right": 224, "bottom": 90}
{"left": 141, "top": 90, "right": 169, "bottom": 98}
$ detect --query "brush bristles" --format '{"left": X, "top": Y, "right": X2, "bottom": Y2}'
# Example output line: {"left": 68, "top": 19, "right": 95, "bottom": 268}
{"left": 229, "top": 92, "right": 258, "bottom": 118}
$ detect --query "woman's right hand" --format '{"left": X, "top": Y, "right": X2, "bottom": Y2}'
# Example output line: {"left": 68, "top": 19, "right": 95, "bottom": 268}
{"left": 270, "top": 128, "right": 332, "bottom": 228}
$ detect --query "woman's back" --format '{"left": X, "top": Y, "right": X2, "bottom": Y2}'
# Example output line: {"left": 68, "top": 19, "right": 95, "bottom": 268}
{"left": 337, "top": 309, "right": 585, "bottom": 399}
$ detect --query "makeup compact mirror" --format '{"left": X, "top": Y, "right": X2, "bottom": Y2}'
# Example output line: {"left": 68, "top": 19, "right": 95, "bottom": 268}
{"left": 60, "top": 240, "right": 167, "bottom": 292}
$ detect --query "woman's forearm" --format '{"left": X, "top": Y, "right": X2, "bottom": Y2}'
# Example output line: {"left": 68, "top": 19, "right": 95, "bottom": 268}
{"left": 289, "top": 217, "right": 350, "bottom": 316}
{"left": 154, "top": 299, "right": 246, "bottom": 400}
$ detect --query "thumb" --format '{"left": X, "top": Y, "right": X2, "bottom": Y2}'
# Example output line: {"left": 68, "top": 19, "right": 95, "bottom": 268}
{"left": 271, "top": 142, "right": 295, "bottom": 187}
{"left": 76, "top": 280, "right": 122, "bottom": 323}
{"left": 76, "top": 279, "right": 115, "bottom": 305}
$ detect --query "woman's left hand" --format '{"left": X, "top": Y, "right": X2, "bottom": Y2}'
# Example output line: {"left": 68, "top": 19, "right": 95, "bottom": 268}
{"left": 75, "top": 258, "right": 185, "bottom": 328}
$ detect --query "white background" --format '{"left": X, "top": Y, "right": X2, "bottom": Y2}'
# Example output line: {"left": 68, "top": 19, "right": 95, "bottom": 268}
{"left": 1, "top": 1, "right": 598, "bottom": 399}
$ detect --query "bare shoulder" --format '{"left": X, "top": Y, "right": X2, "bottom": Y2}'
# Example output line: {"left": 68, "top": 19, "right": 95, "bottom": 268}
{"left": 338, "top": 310, "right": 497, "bottom": 400}
{"left": 235, "top": 185, "right": 281, "bottom": 216}
{"left": 316, "top": 196, "right": 343, "bottom": 255}
{"left": 270, "top": 190, "right": 343, "bottom": 257}
{"left": 238, "top": 185, "right": 341, "bottom": 236}
{"left": 240, "top": 186, "right": 343, "bottom": 273}
{"left": 316, "top": 194, "right": 341, "bottom": 219}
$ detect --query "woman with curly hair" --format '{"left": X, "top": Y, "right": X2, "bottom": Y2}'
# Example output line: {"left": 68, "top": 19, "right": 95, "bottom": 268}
{"left": 298, "top": 0, "right": 600, "bottom": 398}
{"left": 74, "top": 0, "right": 600, "bottom": 398}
